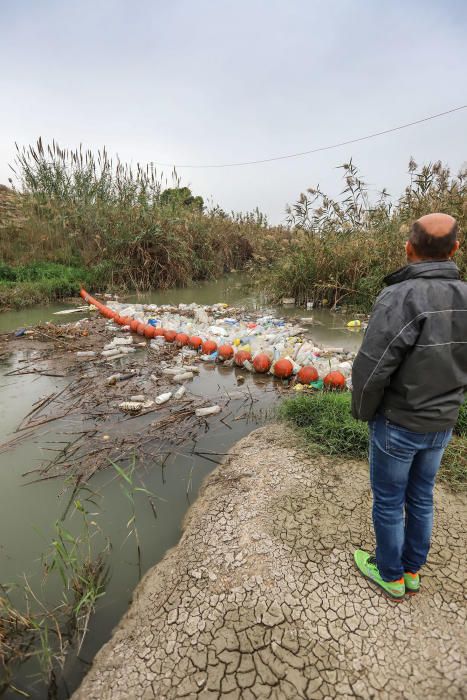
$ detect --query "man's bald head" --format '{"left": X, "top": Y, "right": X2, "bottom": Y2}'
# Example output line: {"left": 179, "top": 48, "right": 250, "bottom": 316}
{"left": 408, "top": 213, "right": 459, "bottom": 261}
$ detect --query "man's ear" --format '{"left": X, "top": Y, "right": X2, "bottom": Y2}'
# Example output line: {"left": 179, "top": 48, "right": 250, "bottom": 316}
{"left": 405, "top": 240, "right": 413, "bottom": 258}
{"left": 449, "top": 241, "right": 460, "bottom": 258}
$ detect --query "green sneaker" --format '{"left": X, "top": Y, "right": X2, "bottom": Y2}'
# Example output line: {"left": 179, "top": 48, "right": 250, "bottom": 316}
{"left": 404, "top": 571, "right": 420, "bottom": 595}
{"left": 354, "top": 550, "right": 405, "bottom": 601}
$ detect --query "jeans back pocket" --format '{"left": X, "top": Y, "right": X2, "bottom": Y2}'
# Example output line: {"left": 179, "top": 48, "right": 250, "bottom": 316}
{"left": 385, "top": 419, "right": 423, "bottom": 457}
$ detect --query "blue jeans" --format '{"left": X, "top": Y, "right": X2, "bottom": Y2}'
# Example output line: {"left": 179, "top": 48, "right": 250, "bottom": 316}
{"left": 369, "top": 414, "right": 452, "bottom": 581}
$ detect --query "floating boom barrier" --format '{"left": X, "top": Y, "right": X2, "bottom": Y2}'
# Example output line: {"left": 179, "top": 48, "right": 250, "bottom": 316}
{"left": 79, "top": 288, "right": 348, "bottom": 388}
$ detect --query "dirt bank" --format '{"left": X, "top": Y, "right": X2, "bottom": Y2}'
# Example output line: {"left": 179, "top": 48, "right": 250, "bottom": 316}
{"left": 73, "top": 424, "right": 466, "bottom": 699}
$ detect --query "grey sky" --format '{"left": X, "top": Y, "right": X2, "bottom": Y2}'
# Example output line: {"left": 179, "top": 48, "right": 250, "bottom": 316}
{"left": 1, "top": 0, "right": 466, "bottom": 222}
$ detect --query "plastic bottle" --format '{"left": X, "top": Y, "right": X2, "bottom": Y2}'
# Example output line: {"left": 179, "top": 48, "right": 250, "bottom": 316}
{"left": 172, "top": 372, "right": 194, "bottom": 382}
{"left": 195, "top": 405, "right": 221, "bottom": 417}
{"left": 174, "top": 386, "right": 186, "bottom": 399}
{"left": 155, "top": 392, "right": 172, "bottom": 405}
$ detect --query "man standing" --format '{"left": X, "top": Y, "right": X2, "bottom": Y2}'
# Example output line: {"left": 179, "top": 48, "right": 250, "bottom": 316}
{"left": 351, "top": 213, "right": 467, "bottom": 600}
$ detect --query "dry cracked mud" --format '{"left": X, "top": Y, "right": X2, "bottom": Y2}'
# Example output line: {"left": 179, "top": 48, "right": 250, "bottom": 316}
{"left": 73, "top": 424, "right": 466, "bottom": 699}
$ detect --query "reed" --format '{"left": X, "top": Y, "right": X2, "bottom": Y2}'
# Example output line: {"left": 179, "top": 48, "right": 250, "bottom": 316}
{"left": 1, "top": 144, "right": 465, "bottom": 310}
{"left": 0, "top": 459, "right": 165, "bottom": 696}
{"left": 264, "top": 159, "right": 466, "bottom": 309}
{"left": 0, "top": 495, "right": 109, "bottom": 697}
{"left": 0, "top": 140, "right": 286, "bottom": 307}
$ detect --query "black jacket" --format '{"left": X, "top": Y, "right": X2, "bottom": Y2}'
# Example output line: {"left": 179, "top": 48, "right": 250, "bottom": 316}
{"left": 351, "top": 260, "right": 467, "bottom": 432}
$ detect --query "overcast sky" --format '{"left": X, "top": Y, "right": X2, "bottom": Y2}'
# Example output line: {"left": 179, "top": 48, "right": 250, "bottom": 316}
{"left": 1, "top": 0, "right": 466, "bottom": 222}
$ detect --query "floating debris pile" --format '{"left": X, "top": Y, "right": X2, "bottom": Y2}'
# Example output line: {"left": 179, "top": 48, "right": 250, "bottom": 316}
{"left": 0, "top": 294, "right": 358, "bottom": 485}
{"left": 99, "top": 295, "right": 357, "bottom": 389}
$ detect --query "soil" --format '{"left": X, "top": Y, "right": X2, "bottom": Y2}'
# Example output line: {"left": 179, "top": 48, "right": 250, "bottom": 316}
{"left": 72, "top": 424, "right": 467, "bottom": 699}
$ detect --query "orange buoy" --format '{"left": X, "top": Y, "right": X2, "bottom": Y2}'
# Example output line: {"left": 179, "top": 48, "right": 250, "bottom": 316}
{"left": 189, "top": 336, "right": 203, "bottom": 350}
{"left": 218, "top": 344, "right": 234, "bottom": 361}
{"left": 144, "top": 325, "right": 156, "bottom": 339}
{"left": 136, "top": 323, "right": 146, "bottom": 336}
{"left": 114, "top": 315, "right": 125, "bottom": 326}
{"left": 323, "top": 370, "right": 346, "bottom": 390}
{"left": 273, "top": 358, "right": 294, "bottom": 379}
{"left": 164, "top": 329, "right": 177, "bottom": 343}
{"left": 297, "top": 365, "right": 319, "bottom": 384}
{"left": 175, "top": 332, "right": 189, "bottom": 347}
{"left": 234, "top": 350, "right": 252, "bottom": 367}
{"left": 154, "top": 327, "right": 165, "bottom": 337}
{"left": 130, "top": 319, "right": 139, "bottom": 332}
{"left": 253, "top": 353, "right": 272, "bottom": 373}
{"left": 202, "top": 339, "right": 218, "bottom": 355}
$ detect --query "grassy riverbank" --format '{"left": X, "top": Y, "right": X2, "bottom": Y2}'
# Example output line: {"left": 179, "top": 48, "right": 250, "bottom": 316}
{"left": 0, "top": 141, "right": 289, "bottom": 309}
{"left": 281, "top": 392, "right": 467, "bottom": 490}
{"left": 0, "top": 262, "right": 105, "bottom": 308}
{"left": 0, "top": 145, "right": 466, "bottom": 311}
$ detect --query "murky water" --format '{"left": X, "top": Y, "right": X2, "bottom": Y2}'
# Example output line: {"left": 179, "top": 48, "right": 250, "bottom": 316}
{"left": 0, "top": 275, "right": 363, "bottom": 698}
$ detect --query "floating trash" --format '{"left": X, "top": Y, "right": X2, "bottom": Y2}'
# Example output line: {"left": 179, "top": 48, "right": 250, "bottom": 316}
{"left": 195, "top": 405, "right": 222, "bottom": 418}
{"left": 80, "top": 289, "right": 357, "bottom": 388}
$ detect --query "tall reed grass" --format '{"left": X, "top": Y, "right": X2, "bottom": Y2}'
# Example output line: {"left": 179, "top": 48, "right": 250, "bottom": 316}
{"left": 1, "top": 142, "right": 465, "bottom": 310}
{"left": 264, "top": 159, "right": 466, "bottom": 309}
{"left": 0, "top": 140, "right": 286, "bottom": 306}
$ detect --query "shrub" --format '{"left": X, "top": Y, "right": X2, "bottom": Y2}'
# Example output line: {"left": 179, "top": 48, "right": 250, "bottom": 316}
{"left": 0, "top": 263, "right": 103, "bottom": 308}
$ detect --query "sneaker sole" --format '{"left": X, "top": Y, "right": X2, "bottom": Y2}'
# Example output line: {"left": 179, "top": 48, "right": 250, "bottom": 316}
{"left": 404, "top": 576, "right": 421, "bottom": 596}
{"left": 353, "top": 560, "right": 405, "bottom": 602}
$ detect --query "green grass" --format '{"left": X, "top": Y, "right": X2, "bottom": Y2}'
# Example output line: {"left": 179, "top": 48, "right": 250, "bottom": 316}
{"left": 281, "top": 392, "right": 467, "bottom": 490}
{"left": 280, "top": 391, "right": 369, "bottom": 458}
{"left": 0, "top": 262, "right": 105, "bottom": 308}
{"left": 455, "top": 401, "right": 467, "bottom": 438}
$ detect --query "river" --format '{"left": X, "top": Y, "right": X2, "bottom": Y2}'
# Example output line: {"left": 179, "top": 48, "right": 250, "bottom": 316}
{"left": 0, "top": 274, "right": 363, "bottom": 698}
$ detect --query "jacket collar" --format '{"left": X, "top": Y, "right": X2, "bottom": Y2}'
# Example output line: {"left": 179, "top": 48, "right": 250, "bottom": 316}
{"left": 384, "top": 260, "right": 460, "bottom": 286}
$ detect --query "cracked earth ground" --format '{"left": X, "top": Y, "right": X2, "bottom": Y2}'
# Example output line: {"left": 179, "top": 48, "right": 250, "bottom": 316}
{"left": 73, "top": 424, "right": 466, "bottom": 699}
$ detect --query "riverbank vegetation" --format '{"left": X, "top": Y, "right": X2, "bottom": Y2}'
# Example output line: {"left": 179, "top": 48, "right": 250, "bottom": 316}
{"left": 0, "top": 140, "right": 288, "bottom": 309}
{"left": 264, "top": 158, "right": 466, "bottom": 310}
{"left": 1, "top": 502, "right": 109, "bottom": 697}
{"left": 0, "top": 262, "right": 98, "bottom": 308}
{"left": 0, "top": 142, "right": 465, "bottom": 311}
{"left": 281, "top": 392, "right": 467, "bottom": 490}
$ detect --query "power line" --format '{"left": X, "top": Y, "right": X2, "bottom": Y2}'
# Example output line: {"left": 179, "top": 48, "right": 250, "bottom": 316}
{"left": 153, "top": 104, "right": 467, "bottom": 169}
